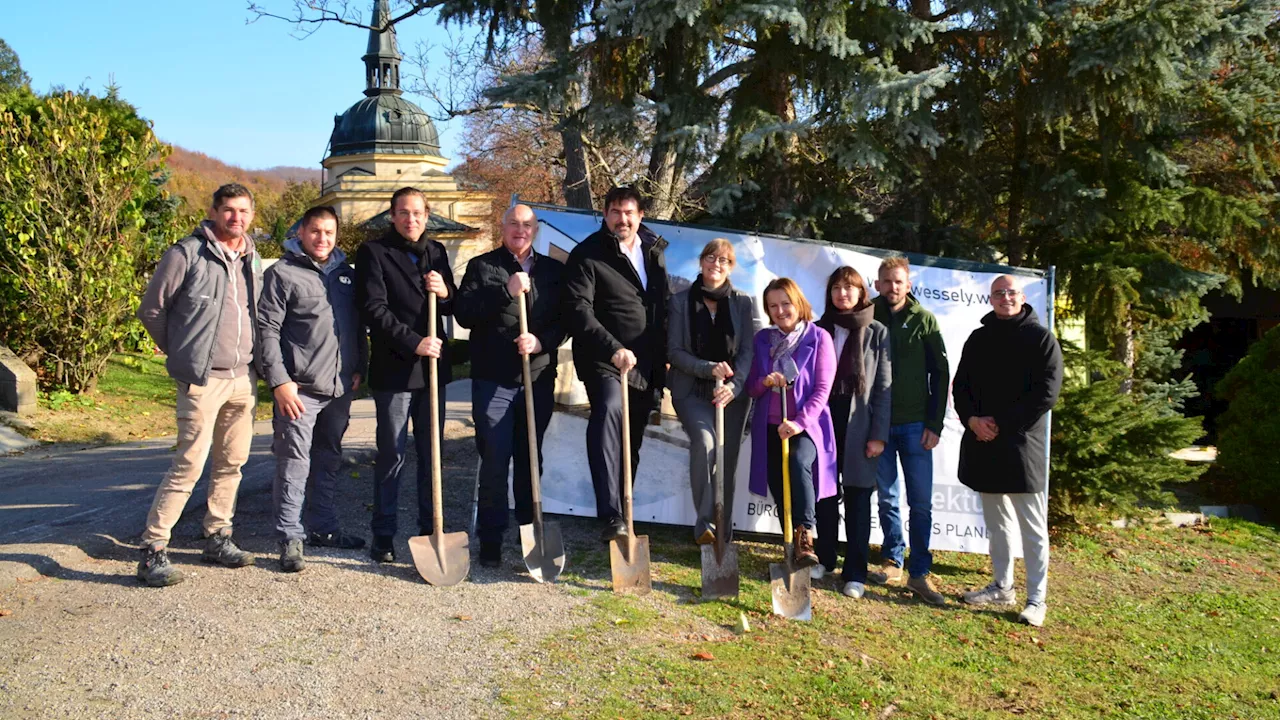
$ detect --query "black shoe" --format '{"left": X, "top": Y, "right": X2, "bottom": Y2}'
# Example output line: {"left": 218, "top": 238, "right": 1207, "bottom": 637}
{"left": 600, "top": 518, "right": 629, "bottom": 544}
{"left": 307, "top": 530, "right": 366, "bottom": 550}
{"left": 202, "top": 530, "right": 255, "bottom": 568}
{"left": 279, "top": 539, "right": 305, "bottom": 573}
{"left": 370, "top": 535, "right": 395, "bottom": 563}
{"left": 478, "top": 541, "right": 502, "bottom": 568}
{"left": 136, "top": 545, "right": 184, "bottom": 587}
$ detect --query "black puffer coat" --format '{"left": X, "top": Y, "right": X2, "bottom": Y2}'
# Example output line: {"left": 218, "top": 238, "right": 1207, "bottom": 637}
{"left": 953, "top": 305, "right": 1063, "bottom": 494}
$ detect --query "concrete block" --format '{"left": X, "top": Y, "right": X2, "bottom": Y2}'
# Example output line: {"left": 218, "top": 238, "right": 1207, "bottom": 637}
{"left": 0, "top": 346, "right": 36, "bottom": 416}
{"left": 1163, "top": 511, "right": 1203, "bottom": 528}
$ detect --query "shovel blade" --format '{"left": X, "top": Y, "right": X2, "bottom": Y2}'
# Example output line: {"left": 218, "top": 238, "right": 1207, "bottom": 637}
{"left": 769, "top": 558, "right": 812, "bottom": 621}
{"left": 609, "top": 535, "right": 651, "bottom": 595}
{"left": 408, "top": 531, "right": 471, "bottom": 586}
{"left": 519, "top": 522, "right": 566, "bottom": 583}
{"left": 699, "top": 542, "right": 740, "bottom": 601}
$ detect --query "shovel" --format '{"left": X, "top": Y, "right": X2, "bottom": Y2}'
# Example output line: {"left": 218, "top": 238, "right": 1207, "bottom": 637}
{"left": 700, "top": 377, "right": 739, "bottom": 600}
{"left": 610, "top": 364, "right": 651, "bottom": 594}
{"left": 769, "top": 383, "right": 811, "bottom": 620}
{"left": 409, "top": 292, "right": 471, "bottom": 586}
{"left": 516, "top": 292, "right": 566, "bottom": 583}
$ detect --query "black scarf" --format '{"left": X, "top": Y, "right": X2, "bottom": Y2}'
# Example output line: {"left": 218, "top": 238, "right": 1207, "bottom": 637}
{"left": 817, "top": 301, "right": 874, "bottom": 397}
{"left": 688, "top": 275, "right": 735, "bottom": 363}
{"left": 386, "top": 230, "right": 433, "bottom": 273}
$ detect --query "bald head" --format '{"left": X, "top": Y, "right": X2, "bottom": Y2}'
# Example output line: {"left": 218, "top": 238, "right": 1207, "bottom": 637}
{"left": 990, "top": 274, "right": 1025, "bottom": 319}
{"left": 502, "top": 204, "right": 538, "bottom": 259}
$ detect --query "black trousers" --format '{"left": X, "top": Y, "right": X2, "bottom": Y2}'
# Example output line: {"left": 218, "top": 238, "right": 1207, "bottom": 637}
{"left": 817, "top": 394, "right": 851, "bottom": 568}
{"left": 472, "top": 375, "right": 555, "bottom": 546}
{"left": 584, "top": 374, "right": 655, "bottom": 522}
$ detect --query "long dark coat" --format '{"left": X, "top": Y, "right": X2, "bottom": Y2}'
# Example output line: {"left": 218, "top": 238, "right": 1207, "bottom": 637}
{"left": 952, "top": 305, "right": 1063, "bottom": 494}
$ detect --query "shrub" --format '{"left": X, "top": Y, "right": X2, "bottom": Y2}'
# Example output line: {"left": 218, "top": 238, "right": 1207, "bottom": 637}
{"left": 1213, "top": 324, "right": 1280, "bottom": 515}
{"left": 1049, "top": 347, "right": 1205, "bottom": 523}
{"left": 0, "top": 90, "right": 176, "bottom": 392}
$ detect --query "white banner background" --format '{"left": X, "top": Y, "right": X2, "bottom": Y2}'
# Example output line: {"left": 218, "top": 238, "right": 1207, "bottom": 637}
{"left": 526, "top": 205, "right": 1050, "bottom": 556}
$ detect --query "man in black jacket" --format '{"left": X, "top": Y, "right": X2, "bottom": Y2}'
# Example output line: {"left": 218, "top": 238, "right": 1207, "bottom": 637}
{"left": 563, "top": 187, "right": 669, "bottom": 542}
{"left": 952, "top": 274, "right": 1063, "bottom": 627}
{"left": 355, "top": 187, "right": 457, "bottom": 563}
{"left": 455, "top": 204, "right": 565, "bottom": 567}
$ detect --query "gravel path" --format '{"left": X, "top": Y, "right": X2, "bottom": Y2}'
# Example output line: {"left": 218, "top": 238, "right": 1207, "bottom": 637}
{"left": 0, "top": 388, "right": 602, "bottom": 719}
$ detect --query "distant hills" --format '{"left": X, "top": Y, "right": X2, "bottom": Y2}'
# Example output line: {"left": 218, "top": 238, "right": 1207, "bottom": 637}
{"left": 163, "top": 145, "right": 321, "bottom": 210}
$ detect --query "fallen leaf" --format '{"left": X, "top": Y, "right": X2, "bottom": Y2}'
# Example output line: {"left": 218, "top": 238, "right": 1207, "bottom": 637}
{"left": 454, "top": 615, "right": 472, "bottom": 621}
{"left": 691, "top": 651, "right": 715, "bottom": 661}
{"left": 0, "top": 609, "right": 11, "bottom": 617}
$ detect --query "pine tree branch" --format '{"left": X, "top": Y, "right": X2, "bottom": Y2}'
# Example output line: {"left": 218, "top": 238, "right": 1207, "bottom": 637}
{"left": 698, "top": 60, "right": 754, "bottom": 93}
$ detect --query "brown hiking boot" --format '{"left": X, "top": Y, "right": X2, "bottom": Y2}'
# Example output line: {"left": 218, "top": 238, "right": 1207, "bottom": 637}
{"left": 793, "top": 526, "right": 819, "bottom": 568}
{"left": 906, "top": 574, "right": 947, "bottom": 606}
{"left": 869, "top": 562, "right": 901, "bottom": 585}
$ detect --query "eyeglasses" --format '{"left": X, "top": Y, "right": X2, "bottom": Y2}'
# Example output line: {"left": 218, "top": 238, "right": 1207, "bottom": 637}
{"left": 992, "top": 289, "right": 1021, "bottom": 298}
{"left": 702, "top": 256, "right": 733, "bottom": 267}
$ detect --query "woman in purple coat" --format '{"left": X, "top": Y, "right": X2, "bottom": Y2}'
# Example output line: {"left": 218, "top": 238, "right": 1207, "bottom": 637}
{"left": 746, "top": 277, "right": 838, "bottom": 568}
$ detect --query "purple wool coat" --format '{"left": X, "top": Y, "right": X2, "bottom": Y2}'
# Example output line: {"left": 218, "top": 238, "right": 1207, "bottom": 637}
{"left": 745, "top": 322, "right": 839, "bottom": 501}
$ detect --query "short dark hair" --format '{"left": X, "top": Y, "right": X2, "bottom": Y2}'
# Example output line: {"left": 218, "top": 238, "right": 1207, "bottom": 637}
{"left": 299, "top": 205, "right": 339, "bottom": 230}
{"left": 390, "top": 187, "right": 430, "bottom": 213}
{"left": 823, "top": 266, "right": 869, "bottom": 315}
{"left": 603, "top": 186, "right": 645, "bottom": 213}
{"left": 212, "top": 183, "right": 254, "bottom": 209}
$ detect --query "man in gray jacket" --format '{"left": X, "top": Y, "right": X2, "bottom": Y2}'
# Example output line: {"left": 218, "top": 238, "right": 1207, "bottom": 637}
{"left": 135, "top": 183, "right": 263, "bottom": 587}
{"left": 258, "top": 206, "right": 368, "bottom": 572}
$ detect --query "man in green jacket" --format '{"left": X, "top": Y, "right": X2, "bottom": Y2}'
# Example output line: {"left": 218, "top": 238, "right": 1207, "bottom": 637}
{"left": 872, "top": 255, "right": 949, "bottom": 605}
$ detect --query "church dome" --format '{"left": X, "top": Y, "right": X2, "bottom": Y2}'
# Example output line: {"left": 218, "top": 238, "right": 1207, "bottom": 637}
{"left": 329, "top": 94, "right": 443, "bottom": 158}
{"left": 325, "top": 0, "right": 444, "bottom": 160}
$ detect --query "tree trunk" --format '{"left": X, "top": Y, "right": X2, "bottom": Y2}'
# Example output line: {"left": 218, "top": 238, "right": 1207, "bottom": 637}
{"left": 1114, "top": 317, "right": 1135, "bottom": 394}
{"left": 1006, "top": 68, "right": 1030, "bottom": 266}
{"left": 560, "top": 117, "right": 594, "bottom": 210}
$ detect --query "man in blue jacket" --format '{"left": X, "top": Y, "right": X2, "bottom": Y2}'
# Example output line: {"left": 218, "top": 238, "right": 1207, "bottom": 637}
{"left": 258, "top": 206, "right": 369, "bottom": 572}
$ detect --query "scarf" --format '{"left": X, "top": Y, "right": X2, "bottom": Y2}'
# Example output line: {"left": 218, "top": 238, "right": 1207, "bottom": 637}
{"left": 769, "top": 321, "right": 807, "bottom": 384}
{"left": 386, "top": 229, "right": 433, "bottom": 273}
{"left": 817, "top": 301, "right": 874, "bottom": 397}
{"left": 688, "top": 275, "right": 735, "bottom": 362}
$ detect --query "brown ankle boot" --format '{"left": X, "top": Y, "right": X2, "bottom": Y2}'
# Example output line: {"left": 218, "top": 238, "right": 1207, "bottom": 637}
{"left": 794, "top": 526, "right": 819, "bottom": 568}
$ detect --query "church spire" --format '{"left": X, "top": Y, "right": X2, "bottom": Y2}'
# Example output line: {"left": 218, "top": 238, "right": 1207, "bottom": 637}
{"left": 362, "top": 0, "right": 402, "bottom": 97}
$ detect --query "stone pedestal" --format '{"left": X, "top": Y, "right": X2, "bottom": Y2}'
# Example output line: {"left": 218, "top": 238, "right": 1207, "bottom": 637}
{"left": 0, "top": 346, "right": 37, "bottom": 415}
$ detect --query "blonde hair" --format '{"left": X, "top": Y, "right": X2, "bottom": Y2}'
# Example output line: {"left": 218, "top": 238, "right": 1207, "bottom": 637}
{"left": 762, "top": 277, "right": 814, "bottom": 324}
{"left": 699, "top": 238, "right": 736, "bottom": 267}
{"left": 878, "top": 255, "right": 910, "bottom": 278}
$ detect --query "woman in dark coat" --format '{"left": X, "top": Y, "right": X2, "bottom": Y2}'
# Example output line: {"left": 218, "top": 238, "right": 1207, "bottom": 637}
{"left": 813, "top": 267, "right": 892, "bottom": 598}
{"left": 668, "top": 239, "right": 762, "bottom": 544}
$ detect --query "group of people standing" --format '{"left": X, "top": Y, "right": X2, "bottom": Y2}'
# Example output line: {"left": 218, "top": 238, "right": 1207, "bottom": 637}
{"left": 132, "top": 183, "right": 1062, "bottom": 626}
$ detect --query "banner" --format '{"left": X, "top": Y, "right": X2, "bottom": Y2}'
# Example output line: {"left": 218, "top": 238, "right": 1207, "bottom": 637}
{"left": 526, "top": 203, "right": 1052, "bottom": 556}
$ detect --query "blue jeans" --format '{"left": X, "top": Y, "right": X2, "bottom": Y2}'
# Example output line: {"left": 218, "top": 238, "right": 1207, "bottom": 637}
{"left": 875, "top": 421, "right": 933, "bottom": 578}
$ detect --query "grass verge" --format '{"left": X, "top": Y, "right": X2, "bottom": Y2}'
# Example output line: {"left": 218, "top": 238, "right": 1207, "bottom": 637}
{"left": 501, "top": 519, "right": 1280, "bottom": 719}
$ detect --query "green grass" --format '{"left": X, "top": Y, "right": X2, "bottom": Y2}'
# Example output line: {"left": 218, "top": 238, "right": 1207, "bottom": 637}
{"left": 500, "top": 521, "right": 1280, "bottom": 719}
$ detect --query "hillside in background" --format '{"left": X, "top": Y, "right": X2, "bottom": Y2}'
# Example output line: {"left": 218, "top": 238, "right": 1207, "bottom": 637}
{"left": 163, "top": 145, "right": 320, "bottom": 211}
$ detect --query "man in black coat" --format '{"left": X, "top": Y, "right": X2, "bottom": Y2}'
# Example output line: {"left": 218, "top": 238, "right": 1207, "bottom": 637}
{"left": 455, "top": 204, "right": 565, "bottom": 567}
{"left": 563, "top": 187, "right": 669, "bottom": 542}
{"left": 355, "top": 187, "right": 457, "bottom": 563}
{"left": 953, "top": 274, "right": 1063, "bottom": 627}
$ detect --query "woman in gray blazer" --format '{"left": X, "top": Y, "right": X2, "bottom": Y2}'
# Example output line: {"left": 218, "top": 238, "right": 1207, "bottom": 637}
{"left": 668, "top": 238, "right": 763, "bottom": 544}
{"left": 814, "top": 266, "right": 892, "bottom": 598}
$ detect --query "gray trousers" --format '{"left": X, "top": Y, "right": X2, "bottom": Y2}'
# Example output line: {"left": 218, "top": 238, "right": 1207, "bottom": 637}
{"left": 673, "top": 394, "right": 750, "bottom": 539}
{"left": 272, "top": 391, "right": 354, "bottom": 542}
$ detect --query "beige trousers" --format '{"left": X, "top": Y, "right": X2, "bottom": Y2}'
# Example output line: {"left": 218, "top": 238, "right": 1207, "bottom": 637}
{"left": 141, "top": 375, "right": 256, "bottom": 547}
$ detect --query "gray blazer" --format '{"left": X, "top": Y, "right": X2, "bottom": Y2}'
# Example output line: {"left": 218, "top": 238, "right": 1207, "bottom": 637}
{"left": 667, "top": 288, "right": 762, "bottom": 401}
{"left": 837, "top": 321, "right": 893, "bottom": 488}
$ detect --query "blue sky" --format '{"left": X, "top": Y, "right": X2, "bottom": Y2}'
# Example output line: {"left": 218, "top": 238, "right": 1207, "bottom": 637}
{"left": 3, "top": 1, "right": 472, "bottom": 170}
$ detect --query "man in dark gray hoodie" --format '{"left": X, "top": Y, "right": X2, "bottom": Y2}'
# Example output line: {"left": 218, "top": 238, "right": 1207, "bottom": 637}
{"left": 257, "top": 206, "right": 368, "bottom": 573}
{"left": 135, "top": 183, "right": 263, "bottom": 587}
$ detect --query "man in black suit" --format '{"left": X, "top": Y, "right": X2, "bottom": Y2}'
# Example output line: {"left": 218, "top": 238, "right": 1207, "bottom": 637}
{"left": 355, "top": 187, "right": 457, "bottom": 563}
{"left": 455, "top": 204, "right": 565, "bottom": 567}
{"left": 563, "top": 187, "right": 670, "bottom": 542}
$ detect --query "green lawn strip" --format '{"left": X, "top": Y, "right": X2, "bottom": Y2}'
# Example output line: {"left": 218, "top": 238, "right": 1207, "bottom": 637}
{"left": 501, "top": 522, "right": 1280, "bottom": 719}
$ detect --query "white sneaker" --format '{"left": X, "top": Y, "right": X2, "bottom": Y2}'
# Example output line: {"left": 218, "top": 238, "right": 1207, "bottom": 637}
{"left": 1018, "top": 602, "right": 1047, "bottom": 627}
{"left": 962, "top": 581, "right": 1017, "bottom": 606}
{"left": 840, "top": 581, "right": 865, "bottom": 599}
{"left": 810, "top": 564, "right": 826, "bottom": 580}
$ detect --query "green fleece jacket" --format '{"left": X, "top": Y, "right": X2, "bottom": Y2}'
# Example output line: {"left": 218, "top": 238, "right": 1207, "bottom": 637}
{"left": 874, "top": 293, "right": 949, "bottom": 434}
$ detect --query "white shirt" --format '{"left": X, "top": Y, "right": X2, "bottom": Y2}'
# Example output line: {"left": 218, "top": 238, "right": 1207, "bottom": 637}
{"left": 621, "top": 237, "right": 647, "bottom": 290}
{"left": 831, "top": 324, "right": 850, "bottom": 361}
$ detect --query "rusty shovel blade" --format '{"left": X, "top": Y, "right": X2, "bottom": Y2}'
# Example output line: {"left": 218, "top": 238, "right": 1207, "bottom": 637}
{"left": 609, "top": 535, "right": 651, "bottom": 595}
{"left": 700, "top": 542, "right": 740, "bottom": 601}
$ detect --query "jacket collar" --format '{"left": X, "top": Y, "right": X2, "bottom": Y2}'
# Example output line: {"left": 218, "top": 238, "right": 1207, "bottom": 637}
{"left": 197, "top": 221, "right": 256, "bottom": 263}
